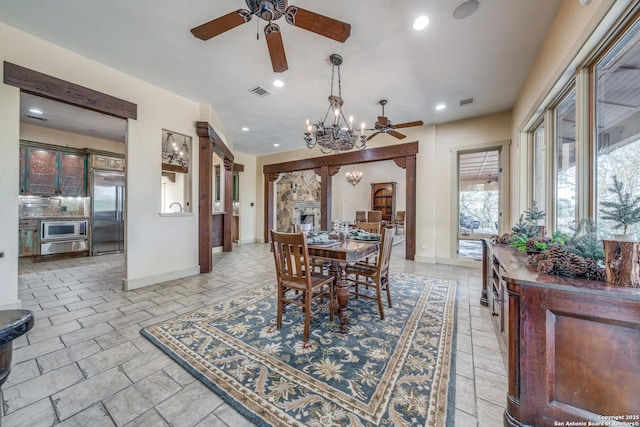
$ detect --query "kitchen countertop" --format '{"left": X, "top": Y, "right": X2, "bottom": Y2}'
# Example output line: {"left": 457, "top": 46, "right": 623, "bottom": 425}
{"left": 20, "top": 216, "right": 90, "bottom": 220}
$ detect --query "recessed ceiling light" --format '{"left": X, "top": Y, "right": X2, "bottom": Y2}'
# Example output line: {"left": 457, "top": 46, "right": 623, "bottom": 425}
{"left": 413, "top": 16, "right": 430, "bottom": 30}
{"left": 28, "top": 108, "right": 43, "bottom": 115}
{"left": 435, "top": 104, "right": 446, "bottom": 110}
{"left": 273, "top": 143, "right": 280, "bottom": 147}
{"left": 242, "top": 127, "right": 250, "bottom": 132}
{"left": 273, "top": 79, "right": 284, "bottom": 88}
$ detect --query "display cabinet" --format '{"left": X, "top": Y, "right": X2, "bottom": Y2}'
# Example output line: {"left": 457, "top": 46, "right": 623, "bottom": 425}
{"left": 20, "top": 144, "right": 87, "bottom": 196}
{"left": 371, "top": 182, "right": 396, "bottom": 222}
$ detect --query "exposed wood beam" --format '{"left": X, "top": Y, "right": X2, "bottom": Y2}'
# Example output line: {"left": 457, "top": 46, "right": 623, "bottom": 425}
{"left": 263, "top": 142, "right": 418, "bottom": 174}
{"left": 3, "top": 62, "right": 137, "bottom": 120}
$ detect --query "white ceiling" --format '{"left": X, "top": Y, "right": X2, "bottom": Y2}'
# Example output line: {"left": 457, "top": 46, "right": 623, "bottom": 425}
{"left": 1, "top": 0, "right": 564, "bottom": 156}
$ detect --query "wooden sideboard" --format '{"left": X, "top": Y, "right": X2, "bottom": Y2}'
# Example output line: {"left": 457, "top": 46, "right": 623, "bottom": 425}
{"left": 482, "top": 240, "right": 640, "bottom": 426}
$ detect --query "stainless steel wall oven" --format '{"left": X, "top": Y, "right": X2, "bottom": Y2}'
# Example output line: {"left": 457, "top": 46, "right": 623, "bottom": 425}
{"left": 41, "top": 219, "right": 88, "bottom": 255}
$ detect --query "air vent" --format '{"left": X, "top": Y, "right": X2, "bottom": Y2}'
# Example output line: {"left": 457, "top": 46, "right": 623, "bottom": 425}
{"left": 249, "top": 86, "right": 272, "bottom": 97}
{"left": 459, "top": 97, "right": 474, "bottom": 106}
{"left": 26, "top": 115, "right": 48, "bottom": 121}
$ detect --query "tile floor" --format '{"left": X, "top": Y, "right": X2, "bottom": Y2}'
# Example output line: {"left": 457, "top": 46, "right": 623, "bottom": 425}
{"left": 3, "top": 242, "right": 507, "bottom": 426}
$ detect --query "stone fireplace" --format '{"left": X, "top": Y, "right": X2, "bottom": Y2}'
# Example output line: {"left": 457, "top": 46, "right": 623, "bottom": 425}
{"left": 276, "top": 171, "right": 321, "bottom": 232}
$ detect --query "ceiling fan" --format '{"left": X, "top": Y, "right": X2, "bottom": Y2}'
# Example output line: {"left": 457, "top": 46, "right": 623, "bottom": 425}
{"left": 366, "top": 100, "right": 424, "bottom": 141}
{"left": 190, "top": 0, "right": 351, "bottom": 73}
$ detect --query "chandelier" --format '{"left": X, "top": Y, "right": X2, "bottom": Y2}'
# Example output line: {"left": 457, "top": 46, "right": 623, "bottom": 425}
{"left": 345, "top": 167, "right": 363, "bottom": 187}
{"left": 304, "top": 54, "right": 367, "bottom": 154}
{"left": 162, "top": 132, "right": 189, "bottom": 170}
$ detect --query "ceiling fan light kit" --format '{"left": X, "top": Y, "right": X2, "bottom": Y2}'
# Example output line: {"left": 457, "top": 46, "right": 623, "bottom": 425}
{"left": 365, "top": 99, "right": 424, "bottom": 142}
{"left": 190, "top": 0, "right": 351, "bottom": 73}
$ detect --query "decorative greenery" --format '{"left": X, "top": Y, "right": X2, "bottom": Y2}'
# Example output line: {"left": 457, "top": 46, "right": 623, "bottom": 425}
{"left": 599, "top": 175, "right": 640, "bottom": 234}
{"left": 524, "top": 201, "right": 546, "bottom": 222}
{"left": 511, "top": 214, "right": 540, "bottom": 238}
{"left": 565, "top": 218, "right": 604, "bottom": 261}
{"left": 509, "top": 234, "right": 529, "bottom": 251}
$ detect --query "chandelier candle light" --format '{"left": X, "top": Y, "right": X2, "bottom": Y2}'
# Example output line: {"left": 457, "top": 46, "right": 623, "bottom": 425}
{"left": 345, "top": 167, "right": 363, "bottom": 187}
{"left": 304, "top": 54, "right": 367, "bottom": 154}
{"left": 162, "top": 132, "right": 189, "bottom": 170}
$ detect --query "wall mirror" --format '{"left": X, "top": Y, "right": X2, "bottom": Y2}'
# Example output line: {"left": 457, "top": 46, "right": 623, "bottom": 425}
{"left": 161, "top": 129, "right": 192, "bottom": 213}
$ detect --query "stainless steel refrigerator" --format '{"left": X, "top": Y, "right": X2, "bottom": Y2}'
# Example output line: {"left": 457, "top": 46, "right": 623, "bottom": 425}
{"left": 91, "top": 170, "right": 125, "bottom": 255}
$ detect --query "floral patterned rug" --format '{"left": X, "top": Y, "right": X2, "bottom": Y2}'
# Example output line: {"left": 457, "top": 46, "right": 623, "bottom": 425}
{"left": 141, "top": 274, "right": 457, "bottom": 426}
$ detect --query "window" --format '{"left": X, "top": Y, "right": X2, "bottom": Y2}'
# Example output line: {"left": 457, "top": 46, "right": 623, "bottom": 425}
{"left": 594, "top": 17, "right": 640, "bottom": 237}
{"left": 533, "top": 122, "right": 546, "bottom": 213}
{"left": 555, "top": 89, "right": 577, "bottom": 232}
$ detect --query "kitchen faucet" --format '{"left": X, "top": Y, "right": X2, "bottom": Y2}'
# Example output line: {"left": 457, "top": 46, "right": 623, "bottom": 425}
{"left": 169, "top": 202, "right": 183, "bottom": 212}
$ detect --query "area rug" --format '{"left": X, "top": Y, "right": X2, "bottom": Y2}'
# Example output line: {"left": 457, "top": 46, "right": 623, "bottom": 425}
{"left": 141, "top": 273, "right": 457, "bottom": 426}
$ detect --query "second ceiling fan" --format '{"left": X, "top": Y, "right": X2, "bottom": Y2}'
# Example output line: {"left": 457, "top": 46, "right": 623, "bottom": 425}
{"left": 190, "top": 0, "right": 351, "bottom": 73}
{"left": 366, "top": 100, "right": 424, "bottom": 141}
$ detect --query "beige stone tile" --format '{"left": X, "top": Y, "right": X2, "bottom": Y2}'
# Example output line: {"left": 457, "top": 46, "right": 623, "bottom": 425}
{"left": 52, "top": 367, "right": 132, "bottom": 421}
{"left": 124, "top": 409, "right": 170, "bottom": 427}
{"left": 104, "top": 371, "right": 181, "bottom": 426}
{"left": 4, "top": 364, "right": 83, "bottom": 413}
{"left": 37, "top": 339, "right": 103, "bottom": 373}
{"left": 476, "top": 397, "right": 505, "bottom": 427}
{"left": 55, "top": 403, "right": 115, "bottom": 427}
{"left": 77, "top": 342, "right": 141, "bottom": 377}
{"left": 455, "top": 408, "right": 478, "bottom": 427}
{"left": 156, "top": 381, "right": 223, "bottom": 427}
{"left": 454, "top": 374, "right": 476, "bottom": 415}
{"left": 1, "top": 398, "right": 56, "bottom": 427}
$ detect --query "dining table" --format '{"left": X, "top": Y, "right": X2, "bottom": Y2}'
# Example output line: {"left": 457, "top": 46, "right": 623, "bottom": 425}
{"left": 307, "top": 238, "right": 380, "bottom": 332}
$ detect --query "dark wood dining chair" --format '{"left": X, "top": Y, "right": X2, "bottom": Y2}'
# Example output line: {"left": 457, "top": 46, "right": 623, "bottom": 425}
{"left": 355, "top": 210, "right": 367, "bottom": 222}
{"left": 270, "top": 230, "right": 334, "bottom": 341}
{"left": 345, "top": 227, "right": 395, "bottom": 320}
{"left": 367, "top": 210, "right": 382, "bottom": 223}
{"left": 356, "top": 221, "right": 381, "bottom": 234}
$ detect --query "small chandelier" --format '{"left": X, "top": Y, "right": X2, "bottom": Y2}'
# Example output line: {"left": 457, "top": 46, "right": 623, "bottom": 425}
{"left": 162, "top": 132, "right": 189, "bottom": 170}
{"left": 304, "top": 54, "right": 367, "bottom": 154}
{"left": 345, "top": 167, "right": 363, "bottom": 187}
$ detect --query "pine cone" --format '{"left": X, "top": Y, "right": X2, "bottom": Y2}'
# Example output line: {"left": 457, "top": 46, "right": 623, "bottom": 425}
{"left": 536, "top": 259, "right": 555, "bottom": 274}
{"left": 496, "top": 234, "right": 514, "bottom": 245}
{"left": 584, "top": 259, "right": 606, "bottom": 281}
{"left": 547, "top": 245, "right": 569, "bottom": 264}
{"left": 567, "top": 253, "right": 588, "bottom": 275}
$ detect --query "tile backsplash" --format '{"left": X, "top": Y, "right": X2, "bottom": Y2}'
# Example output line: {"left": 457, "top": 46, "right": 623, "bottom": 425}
{"left": 19, "top": 196, "right": 90, "bottom": 218}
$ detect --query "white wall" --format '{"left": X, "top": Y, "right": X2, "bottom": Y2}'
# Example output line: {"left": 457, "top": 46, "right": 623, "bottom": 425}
{"left": 0, "top": 73, "right": 20, "bottom": 309}
{"left": 332, "top": 161, "right": 406, "bottom": 223}
{"left": 234, "top": 151, "right": 258, "bottom": 244}
{"left": 0, "top": 23, "right": 208, "bottom": 305}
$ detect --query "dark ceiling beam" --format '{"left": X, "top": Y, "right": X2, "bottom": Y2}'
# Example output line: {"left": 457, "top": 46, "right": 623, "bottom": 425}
{"left": 262, "top": 142, "right": 418, "bottom": 174}
{"left": 3, "top": 62, "right": 137, "bottom": 120}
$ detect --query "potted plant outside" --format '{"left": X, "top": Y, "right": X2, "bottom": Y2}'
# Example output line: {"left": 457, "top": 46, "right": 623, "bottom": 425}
{"left": 600, "top": 176, "right": 640, "bottom": 287}
{"left": 599, "top": 175, "right": 640, "bottom": 241}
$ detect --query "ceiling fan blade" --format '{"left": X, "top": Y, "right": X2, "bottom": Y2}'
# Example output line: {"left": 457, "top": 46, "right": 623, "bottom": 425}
{"left": 285, "top": 6, "right": 351, "bottom": 43}
{"left": 377, "top": 116, "right": 388, "bottom": 126}
{"left": 388, "top": 130, "right": 407, "bottom": 139}
{"left": 367, "top": 131, "right": 381, "bottom": 141}
{"left": 393, "top": 120, "right": 424, "bottom": 129}
{"left": 265, "top": 23, "right": 288, "bottom": 73}
{"left": 191, "top": 10, "right": 251, "bottom": 40}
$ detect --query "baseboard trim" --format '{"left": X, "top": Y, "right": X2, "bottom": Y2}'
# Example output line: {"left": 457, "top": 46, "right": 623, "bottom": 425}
{"left": 122, "top": 265, "right": 200, "bottom": 290}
